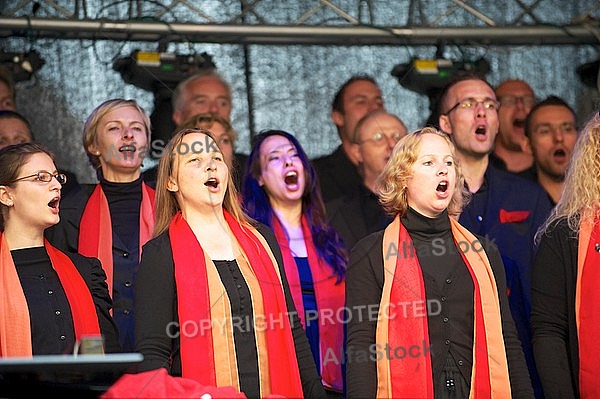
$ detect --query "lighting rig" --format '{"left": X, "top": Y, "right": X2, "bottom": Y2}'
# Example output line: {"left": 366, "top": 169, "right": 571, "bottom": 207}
{"left": 391, "top": 56, "right": 490, "bottom": 126}
{"left": 113, "top": 50, "right": 216, "bottom": 146}
{"left": 0, "top": 50, "right": 45, "bottom": 82}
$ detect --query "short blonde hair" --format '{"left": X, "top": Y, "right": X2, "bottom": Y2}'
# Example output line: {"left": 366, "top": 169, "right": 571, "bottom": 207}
{"left": 83, "top": 99, "right": 151, "bottom": 170}
{"left": 377, "top": 126, "right": 469, "bottom": 218}
{"left": 177, "top": 113, "right": 237, "bottom": 142}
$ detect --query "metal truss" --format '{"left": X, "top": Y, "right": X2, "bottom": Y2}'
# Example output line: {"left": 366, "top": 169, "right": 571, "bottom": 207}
{"left": 1, "top": 0, "right": 600, "bottom": 45}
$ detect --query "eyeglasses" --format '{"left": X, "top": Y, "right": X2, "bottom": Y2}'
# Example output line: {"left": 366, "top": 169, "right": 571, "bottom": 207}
{"left": 9, "top": 171, "right": 67, "bottom": 185}
{"left": 533, "top": 122, "right": 577, "bottom": 136}
{"left": 498, "top": 95, "right": 536, "bottom": 108}
{"left": 359, "top": 131, "right": 404, "bottom": 146}
{"left": 444, "top": 98, "right": 500, "bottom": 115}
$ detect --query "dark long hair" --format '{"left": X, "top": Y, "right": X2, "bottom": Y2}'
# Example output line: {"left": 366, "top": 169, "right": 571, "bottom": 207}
{"left": 242, "top": 130, "right": 347, "bottom": 282}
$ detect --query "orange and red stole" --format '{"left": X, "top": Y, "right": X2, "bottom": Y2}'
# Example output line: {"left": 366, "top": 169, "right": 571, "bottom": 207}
{"left": 0, "top": 233, "right": 101, "bottom": 357}
{"left": 377, "top": 215, "right": 511, "bottom": 398}
{"left": 272, "top": 215, "right": 345, "bottom": 392}
{"left": 78, "top": 183, "right": 155, "bottom": 296}
{"left": 576, "top": 215, "right": 600, "bottom": 399}
{"left": 169, "top": 210, "right": 304, "bottom": 398}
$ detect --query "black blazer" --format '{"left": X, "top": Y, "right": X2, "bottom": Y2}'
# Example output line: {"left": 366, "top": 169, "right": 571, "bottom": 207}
{"left": 326, "top": 184, "right": 391, "bottom": 252}
{"left": 312, "top": 146, "right": 362, "bottom": 203}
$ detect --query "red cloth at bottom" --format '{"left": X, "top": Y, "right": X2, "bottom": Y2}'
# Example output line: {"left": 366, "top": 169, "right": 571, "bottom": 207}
{"left": 101, "top": 368, "right": 247, "bottom": 398}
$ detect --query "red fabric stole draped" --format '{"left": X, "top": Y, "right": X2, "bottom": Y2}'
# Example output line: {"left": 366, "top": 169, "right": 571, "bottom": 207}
{"left": 271, "top": 215, "right": 345, "bottom": 392}
{"left": 576, "top": 215, "right": 600, "bottom": 398}
{"left": 78, "top": 183, "right": 155, "bottom": 296}
{"left": 378, "top": 215, "right": 511, "bottom": 398}
{"left": 169, "top": 210, "right": 303, "bottom": 398}
{"left": 0, "top": 233, "right": 101, "bottom": 357}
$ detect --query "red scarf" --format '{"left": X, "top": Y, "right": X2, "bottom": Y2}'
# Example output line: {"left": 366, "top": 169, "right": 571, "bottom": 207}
{"left": 0, "top": 234, "right": 101, "bottom": 356}
{"left": 272, "top": 215, "right": 345, "bottom": 392}
{"left": 378, "top": 216, "right": 511, "bottom": 398}
{"left": 78, "top": 183, "right": 155, "bottom": 296}
{"left": 169, "top": 210, "right": 303, "bottom": 397}
{"left": 576, "top": 215, "right": 600, "bottom": 398}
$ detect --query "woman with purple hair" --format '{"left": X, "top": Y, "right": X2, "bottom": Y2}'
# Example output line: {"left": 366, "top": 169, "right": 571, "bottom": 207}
{"left": 242, "top": 129, "right": 347, "bottom": 397}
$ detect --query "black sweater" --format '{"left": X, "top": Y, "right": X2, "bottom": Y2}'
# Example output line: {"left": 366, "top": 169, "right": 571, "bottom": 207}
{"left": 12, "top": 246, "right": 120, "bottom": 355}
{"left": 46, "top": 176, "right": 144, "bottom": 353}
{"left": 345, "top": 208, "right": 534, "bottom": 398}
{"left": 531, "top": 218, "right": 580, "bottom": 399}
{"left": 134, "top": 222, "right": 326, "bottom": 399}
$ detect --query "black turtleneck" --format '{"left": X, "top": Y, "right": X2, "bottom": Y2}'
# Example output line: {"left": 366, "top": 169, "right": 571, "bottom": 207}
{"left": 100, "top": 176, "right": 142, "bottom": 252}
{"left": 401, "top": 208, "right": 474, "bottom": 394}
{"left": 346, "top": 207, "right": 534, "bottom": 398}
{"left": 99, "top": 175, "right": 143, "bottom": 353}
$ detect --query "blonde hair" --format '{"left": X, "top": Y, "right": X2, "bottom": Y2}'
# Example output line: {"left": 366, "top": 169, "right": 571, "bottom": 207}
{"left": 537, "top": 112, "right": 600, "bottom": 239}
{"left": 377, "top": 126, "right": 469, "bottom": 218}
{"left": 176, "top": 113, "right": 238, "bottom": 168}
{"left": 153, "top": 128, "right": 250, "bottom": 237}
{"left": 83, "top": 99, "right": 151, "bottom": 170}
{"left": 176, "top": 113, "right": 237, "bottom": 143}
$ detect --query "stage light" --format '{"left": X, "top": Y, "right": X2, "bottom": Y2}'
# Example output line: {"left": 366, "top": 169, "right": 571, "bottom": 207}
{"left": 391, "top": 57, "right": 490, "bottom": 126}
{"left": 113, "top": 50, "right": 216, "bottom": 92}
{"left": 113, "top": 50, "right": 217, "bottom": 147}
{"left": 0, "top": 50, "right": 45, "bottom": 82}
{"left": 391, "top": 57, "right": 490, "bottom": 95}
{"left": 576, "top": 59, "right": 599, "bottom": 90}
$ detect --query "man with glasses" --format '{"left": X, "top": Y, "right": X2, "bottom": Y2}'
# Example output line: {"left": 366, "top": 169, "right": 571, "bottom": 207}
{"left": 327, "top": 110, "right": 407, "bottom": 250}
{"left": 491, "top": 79, "right": 537, "bottom": 174}
{"left": 523, "top": 96, "right": 578, "bottom": 206}
{"left": 438, "top": 73, "right": 552, "bottom": 399}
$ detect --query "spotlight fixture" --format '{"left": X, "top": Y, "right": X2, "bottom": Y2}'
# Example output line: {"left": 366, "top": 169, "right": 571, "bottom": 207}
{"left": 0, "top": 50, "right": 45, "bottom": 82}
{"left": 113, "top": 50, "right": 216, "bottom": 92}
{"left": 391, "top": 57, "right": 490, "bottom": 126}
{"left": 113, "top": 49, "right": 217, "bottom": 147}
{"left": 391, "top": 57, "right": 490, "bottom": 95}
{"left": 576, "top": 59, "right": 599, "bottom": 89}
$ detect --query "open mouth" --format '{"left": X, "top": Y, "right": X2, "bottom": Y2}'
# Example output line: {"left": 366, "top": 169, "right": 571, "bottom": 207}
{"left": 204, "top": 177, "right": 218, "bottom": 189}
{"left": 284, "top": 171, "right": 298, "bottom": 185}
{"left": 119, "top": 144, "right": 136, "bottom": 152}
{"left": 436, "top": 181, "right": 448, "bottom": 193}
{"left": 48, "top": 197, "right": 60, "bottom": 210}
{"left": 553, "top": 148, "right": 567, "bottom": 161}
{"left": 513, "top": 119, "right": 525, "bottom": 128}
{"left": 475, "top": 126, "right": 487, "bottom": 136}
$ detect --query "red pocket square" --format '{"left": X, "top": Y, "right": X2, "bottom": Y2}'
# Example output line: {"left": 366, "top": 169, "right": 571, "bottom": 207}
{"left": 499, "top": 209, "right": 531, "bottom": 223}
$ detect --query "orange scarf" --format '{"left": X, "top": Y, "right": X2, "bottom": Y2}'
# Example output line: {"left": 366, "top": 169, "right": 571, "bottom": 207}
{"left": 0, "top": 233, "right": 101, "bottom": 357}
{"left": 377, "top": 216, "right": 511, "bottom": 398}
{"left": 78, "top": 183, "right": 155, "bottom": 296}
{"left": 169, "top": 210, "right": 303, "bottom": 398}
{"left": 272, "top": 215, "right": 345, "bottom": 392}
{"left": 576, "top": 215, "right": 600, "bottom": 399}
